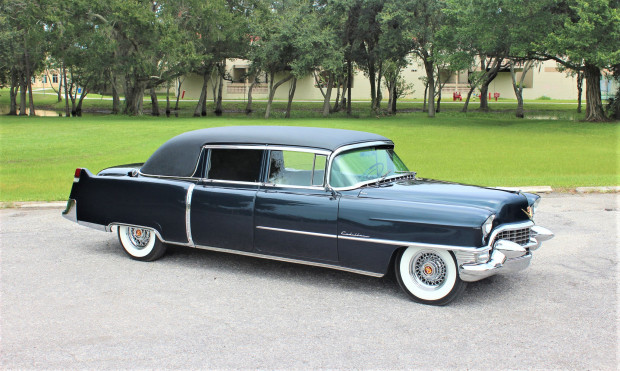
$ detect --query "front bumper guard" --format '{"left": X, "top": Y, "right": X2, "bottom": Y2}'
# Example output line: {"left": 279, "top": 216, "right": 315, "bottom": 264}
{"left": 459, "top": 226, "right": 554, "bottom": 282}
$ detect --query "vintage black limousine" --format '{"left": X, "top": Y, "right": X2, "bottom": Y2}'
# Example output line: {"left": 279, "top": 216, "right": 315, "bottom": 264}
{"left": 63, "top": 126, "right": 553, "bottom": 305}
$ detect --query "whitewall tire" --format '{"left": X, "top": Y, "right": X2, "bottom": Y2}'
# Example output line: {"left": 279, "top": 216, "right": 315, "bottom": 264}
{"left": 117, "top": 225, "right": 166, "bottom": 261}
{"left": 395, "top": 246, "right": 466, "bottom": 305}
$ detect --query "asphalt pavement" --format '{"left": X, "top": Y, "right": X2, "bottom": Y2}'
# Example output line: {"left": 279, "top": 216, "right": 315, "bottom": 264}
{"left": 0, "top": 193, "right": 617, "bottom": 369}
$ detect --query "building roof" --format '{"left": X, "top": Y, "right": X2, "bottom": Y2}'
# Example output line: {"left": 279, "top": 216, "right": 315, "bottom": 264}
{"left": 141, "top": 126, "right": 392, "bottom": 177}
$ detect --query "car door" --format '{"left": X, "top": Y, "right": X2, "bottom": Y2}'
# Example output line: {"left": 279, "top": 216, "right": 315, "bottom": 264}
{"left": 254, "top": 149, "right": 339, "bottom": 262}
{"left": 190, "top": 147, "right": 265, "bottom": 251}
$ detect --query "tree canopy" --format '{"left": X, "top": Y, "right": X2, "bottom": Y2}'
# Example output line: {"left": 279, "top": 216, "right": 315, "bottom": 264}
{"left": 1, "top": 0, "right": 618, "bottom": 121}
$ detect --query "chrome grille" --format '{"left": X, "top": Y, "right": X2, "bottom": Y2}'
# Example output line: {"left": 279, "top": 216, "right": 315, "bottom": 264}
{"left": 493, "top": 227, "right": 531, "bottom": 246}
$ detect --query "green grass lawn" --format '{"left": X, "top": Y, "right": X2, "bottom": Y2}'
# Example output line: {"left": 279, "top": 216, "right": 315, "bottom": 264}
{"left": 1, "top": 113, "right": 618, "bottom": 201}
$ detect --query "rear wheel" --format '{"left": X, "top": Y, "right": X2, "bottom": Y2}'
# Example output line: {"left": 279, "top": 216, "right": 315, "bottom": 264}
{"left": 395, "top": 246, "right": 466, "bottom": 305}
{"left": 117, "top": 225, "right": 166, "bottom": 261}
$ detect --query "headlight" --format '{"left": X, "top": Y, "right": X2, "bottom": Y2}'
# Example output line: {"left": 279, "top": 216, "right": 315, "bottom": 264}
{"left": 482, "top": 214, "right": 495, "bottom": 241}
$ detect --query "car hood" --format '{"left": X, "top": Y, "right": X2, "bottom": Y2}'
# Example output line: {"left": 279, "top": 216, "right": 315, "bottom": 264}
{"left": 357, "top": 178, "right": 532, "bottom": 224}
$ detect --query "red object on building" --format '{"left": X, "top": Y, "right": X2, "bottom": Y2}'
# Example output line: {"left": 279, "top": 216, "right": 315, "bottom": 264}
{"left": 453, "top": 92, "right": 462, "bottom": 101}
{"left": 181, "top": 90, "right": 185, "bottom": 99}
{"left": 494, "top": 92, "right": 500, "bottom": 101}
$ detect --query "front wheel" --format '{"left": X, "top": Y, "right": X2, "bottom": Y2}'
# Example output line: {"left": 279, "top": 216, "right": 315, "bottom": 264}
{"left": 395, "top": 246, "right": 466, "bottom": 305}
{"left": 117, "top": 225, "right": 166, "bottom": 261}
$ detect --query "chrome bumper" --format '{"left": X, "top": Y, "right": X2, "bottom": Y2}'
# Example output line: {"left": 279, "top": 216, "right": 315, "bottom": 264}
{"left": 62, "top": 199, "right": 77, "bottom": 223}
{"left": 459, "top": 225, "right": 554, "bottom": 282}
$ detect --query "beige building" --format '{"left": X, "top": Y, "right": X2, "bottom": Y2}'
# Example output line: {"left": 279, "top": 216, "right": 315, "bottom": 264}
{"left": 179, "top": 59, "right": 586, "bottom": 102}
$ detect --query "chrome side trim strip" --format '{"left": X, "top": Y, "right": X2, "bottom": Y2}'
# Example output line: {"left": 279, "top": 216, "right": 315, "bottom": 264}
{"left": 137, "top": 171, "right": 199, "bottom": 182}
{"left": 202, "top": 179, "right": 262, "bottom": 186}
{"left": 202, "top": 144, "right": 331, "bottom": 156}
{"left": 107, "top": 223, "right": 193, "bottom": 247}
{"left": 186, "top": 184, "right": 195, "bottom": 246}
{"left": 256, "top": 226, "right": 337, "bottom": 239}
{"left": 257, "top": 225, "right": 485, "bottom": 251}
{"left": 190, "top": 243, "right": 384, "bottom": 277}
{"left": 338, "top": 235, "right": 482, "bottom": 252}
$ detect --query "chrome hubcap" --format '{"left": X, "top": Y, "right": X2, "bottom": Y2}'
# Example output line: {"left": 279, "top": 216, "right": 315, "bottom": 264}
{"left": 127, "top": 227, "right": 151, "bottom": 249}
{"left": 411, "top": 251, "right": 447, "bottom": 288}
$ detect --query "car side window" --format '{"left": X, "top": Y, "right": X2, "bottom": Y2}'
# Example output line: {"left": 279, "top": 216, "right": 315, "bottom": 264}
{"left": 268, "top": 150, "right": 326, "bottom": 187}
{"left": 207, "top": 149, "right": 264, "bottom": 183}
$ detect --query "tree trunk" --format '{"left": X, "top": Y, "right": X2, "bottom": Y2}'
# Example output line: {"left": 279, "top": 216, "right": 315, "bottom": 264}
{"left": 424, "top": 60, "right": 435, "bottom": 117}
{"left": 23, "top": 38, "right": 35, "bottom": 117}
{"left": 76, "top": 87, "right": 88, "bottom": 117}
{"left": 175, "top": 76, "right": 184, "bottom": 110}
{"left": 576, "top": 70, "right": 583, "bottom": 114}
{"left": 63, "top": 64, "right": 70, "bottom": 117}
{"left": 285, "top": 77, "right": 297, "bottom": 118}
{"left": 215, "top": 65, "right": 224, "bottom": 116}
{"left": 17, "top": 71, "right": 27, "bottom": 116}
{"left": 509, "top": 60, "right": 533, "bottom": 119}
{"left": 123, "top": 77, "right": 147, "bottom": 115}
{"left": 246, "top": 79, "right": 258, "bottom": 114}
{"left": 369, "top": 58, "right": 377, "bottom": 112}
{"left": 479, "top": 57, "right": 502, "bottom": 111}
{"left": 376, "top": 61, "right": 383, "bottom": 110}
{"left": 57, "top": 73, "right": 62, "bottom": 102}
{"left": 165, "top": 85, "right": 171, "bottom": 117}
{"left": 313, "top": 71, "right": 327, "bottom": 99}
{"left": 265, "top": 73, "right": 293, "bottom": 119}
{"left": 422, "top": 81, "right": 428, "bottom": 112}
{"left": 391, "top": 80, "right": 397, "bottom": 114}
{"left": 333, "top": 79, "right": 341, "bottom": 112}
{"left": 347, "top": 58, "right": 352, "bottom": 116}
{"left": 150, "top": 87, "right": 160, "bottom": 116}
{"left": 211, "top": 67, "right": 218, "bottom": 105}
{"left": 194, "top": 71, "right": 208, "bottom": 117}
{"left": 111, "top": 75, "right": 120, "bottom": 115}
{"left": 322, "top": 74, "right": 334, "bottom": 117}
{"left": 9, "top": 69, "right": 18, "bottom": 115}
{"left": 462, "top": 87, "right": 475, "bottom": 112}
{"left": 583, "top": 63, "right": 605, "bottom": 121}
{"left": 435, "top": 66, "right": 442, "bottom": 113}
{"left": 68, "top": 71, "right": 77, "bottom": 116}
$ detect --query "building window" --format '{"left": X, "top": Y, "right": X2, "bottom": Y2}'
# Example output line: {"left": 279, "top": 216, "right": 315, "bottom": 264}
{"left": 52, "top": 74, "right": 58, "bottom": 84}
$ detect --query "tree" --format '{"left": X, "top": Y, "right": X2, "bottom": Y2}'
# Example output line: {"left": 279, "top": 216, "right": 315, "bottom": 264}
{"left": 535, "top": 0, "right": 620, "bottom": 121}
{"left": 383, "top": 0, "right": 450, "bottom": 117}
{"left": 86, "top": 0, "right": 191, "bottom": 115}
{"left": 0, "top": 1, "right": 48, "bottom": 116}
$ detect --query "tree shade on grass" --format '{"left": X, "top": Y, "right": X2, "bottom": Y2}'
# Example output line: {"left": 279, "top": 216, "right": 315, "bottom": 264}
{"left": 0, "top": 114, "right": 617, "bottom": 201}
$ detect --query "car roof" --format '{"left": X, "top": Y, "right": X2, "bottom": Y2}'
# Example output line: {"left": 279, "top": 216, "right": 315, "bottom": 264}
{"left": 141, "top": 126, "right": 392, "bottom": 177}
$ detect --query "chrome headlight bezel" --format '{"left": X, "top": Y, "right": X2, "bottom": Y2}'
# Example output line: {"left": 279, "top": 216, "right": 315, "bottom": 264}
{"left": 482, "top": 214, "right": 495, "bottom": 243}
{"left": 531, "top": 197, "right": 541, "bottom": 217}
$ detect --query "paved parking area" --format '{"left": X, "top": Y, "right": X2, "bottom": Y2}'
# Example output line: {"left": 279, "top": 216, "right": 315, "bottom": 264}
{"left": 0, "top": 194, "right": 617, "bottom": 369}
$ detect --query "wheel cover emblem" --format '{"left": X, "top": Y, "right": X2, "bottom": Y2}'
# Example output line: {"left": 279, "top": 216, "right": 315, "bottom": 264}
{"left": 127, "top": 227, "right": 151, "bottom": 249}
{"left": 412, "top": 251, "right": 447, "bottom": 288}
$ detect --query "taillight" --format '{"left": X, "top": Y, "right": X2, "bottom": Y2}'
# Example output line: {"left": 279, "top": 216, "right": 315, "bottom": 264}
{"left": 74, "top": 168, "right": 82, "bottom": 183}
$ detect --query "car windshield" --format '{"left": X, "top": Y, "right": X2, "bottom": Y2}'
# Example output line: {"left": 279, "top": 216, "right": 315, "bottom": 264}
{"left": 330, "top": 146, "right": 409, "bottom": 188}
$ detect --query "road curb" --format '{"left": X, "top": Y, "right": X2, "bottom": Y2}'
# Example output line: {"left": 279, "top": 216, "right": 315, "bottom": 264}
{"left": 2, "top": 201, "right": 67, "bottom": 209}
{"left": 575, "top": 186, "right": 620, "bottom": 193}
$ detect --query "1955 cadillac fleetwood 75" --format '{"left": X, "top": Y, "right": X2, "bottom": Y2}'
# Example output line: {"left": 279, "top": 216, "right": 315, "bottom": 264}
{"left": 63, "top": 126, "right": 553, "bottom": 305}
